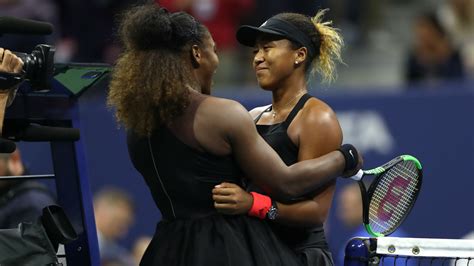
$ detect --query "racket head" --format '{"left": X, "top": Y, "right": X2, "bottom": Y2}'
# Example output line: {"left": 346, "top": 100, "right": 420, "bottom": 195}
{"left": 364, "top": 155, "right": 423, "bottom": 237}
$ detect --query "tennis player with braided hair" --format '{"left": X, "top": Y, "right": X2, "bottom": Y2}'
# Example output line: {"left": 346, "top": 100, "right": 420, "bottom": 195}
{"left": 212, "top": 10, "right": 344, "bottom": 265}
{"left": 108, "top": 4, "right": 361, "bottom": 265}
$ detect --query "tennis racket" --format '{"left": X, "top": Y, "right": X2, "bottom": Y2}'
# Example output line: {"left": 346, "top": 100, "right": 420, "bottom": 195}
{"left": 350, "top": 155, "right": 422, "bottom": 237}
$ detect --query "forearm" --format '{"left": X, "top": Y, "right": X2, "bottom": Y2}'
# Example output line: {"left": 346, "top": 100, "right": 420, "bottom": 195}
{"left": 274, "top": 200, "right": 326, "bottom": 227}
{"left": 271, "top": 150, "right": 345, "bottom": 200}
{"left": 272, "top": 181, "right": 335, "bottom": 226}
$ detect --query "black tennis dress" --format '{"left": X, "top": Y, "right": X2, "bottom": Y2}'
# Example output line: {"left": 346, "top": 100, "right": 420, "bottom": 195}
{"left": 127, "top": 93, "right": 301, "bottom": 266}
{"left": 251, "top": 93, "right": 335, "bottom": 266}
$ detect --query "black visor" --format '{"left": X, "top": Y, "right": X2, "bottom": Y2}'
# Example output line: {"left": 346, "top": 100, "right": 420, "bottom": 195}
{"left": 236, "top": 17, "right": 318, "bottom": 57}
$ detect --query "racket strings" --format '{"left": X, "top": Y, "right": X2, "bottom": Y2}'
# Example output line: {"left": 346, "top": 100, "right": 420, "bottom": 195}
{"left": 369, "top": 163, "right": 418, "bottom": 231}
{"left": 370, "top": 164, "right": 418, "bottom": 223}
{"left": 368, "top": 161, "right": 420, "bottom": 234}
{"left": 369, "top": 168, "right": 418, "bottom": 230}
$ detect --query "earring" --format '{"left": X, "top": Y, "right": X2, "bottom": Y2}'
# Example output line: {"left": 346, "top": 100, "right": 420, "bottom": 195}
{"left": 295, "top": 61, "right": 299, "bottom": 65}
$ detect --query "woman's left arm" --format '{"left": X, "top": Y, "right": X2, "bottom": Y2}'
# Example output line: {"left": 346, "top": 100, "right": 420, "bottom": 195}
{"left": 273, "top": 101, "right": 342, "bottom": 226}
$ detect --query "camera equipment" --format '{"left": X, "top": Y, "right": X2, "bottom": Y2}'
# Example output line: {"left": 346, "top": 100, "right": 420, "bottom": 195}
{"left": 0, "top": 16, "right": 55, "bottom": 91}
{"left": 0, "top": 16, "right": 53, "bottom": 36}
{"left": 2, "top": 121, "right": 80, "bottom": 142}
{"left": 0, "top": 71, "right": 23, "bottom": 89}
{"left": 13, "top": 44, "right": 56, "bottom": 91}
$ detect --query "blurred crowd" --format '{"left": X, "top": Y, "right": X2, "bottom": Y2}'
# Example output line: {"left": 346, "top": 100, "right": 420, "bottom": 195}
{"left": 406, "top": 0, "right": 474, "bottom": 86}
{"left": 1, "top": 0, "right": 472, "bottom": 90}
{"left": 93, "top": 187, "right": 151, "bottom": 266}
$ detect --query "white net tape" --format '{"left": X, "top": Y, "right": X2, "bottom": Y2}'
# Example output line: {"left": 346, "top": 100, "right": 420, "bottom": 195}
{"left": 376, "top": 237, "right": 474, "bottom": 258}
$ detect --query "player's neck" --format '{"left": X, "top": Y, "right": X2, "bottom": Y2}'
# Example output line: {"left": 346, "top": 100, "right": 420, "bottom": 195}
{"left": 271, "top": 80, "right": 307, "bottom": 112}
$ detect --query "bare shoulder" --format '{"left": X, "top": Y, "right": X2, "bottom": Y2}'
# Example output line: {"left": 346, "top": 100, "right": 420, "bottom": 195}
{"left": 249, "top": 104, "right": 272, "bottom": 119}
{"left": 202, "top": 96, "right": 248, "bottom": 114}
{"left": 300, "top": 97, "right": 339, "bottom": 125}
{"left": 199, "top": 95, "right": 253, "bottom": 124}
{"left": 296, "top": 97, "right": 342, "bottom": 151}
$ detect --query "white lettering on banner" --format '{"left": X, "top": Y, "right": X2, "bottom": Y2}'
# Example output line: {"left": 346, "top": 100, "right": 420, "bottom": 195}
{"left": 337, "top": 111, "right": 395, "bottom": 154}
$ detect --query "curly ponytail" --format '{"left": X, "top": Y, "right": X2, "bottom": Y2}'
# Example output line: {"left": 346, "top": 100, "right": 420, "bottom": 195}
{"left": 310, "top": 9, "right": 344, "bottom": 84}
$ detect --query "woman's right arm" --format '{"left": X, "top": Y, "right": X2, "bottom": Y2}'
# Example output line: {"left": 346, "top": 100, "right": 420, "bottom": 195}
{"left": 214, "top": 99, "right": 360, "bottom": 201}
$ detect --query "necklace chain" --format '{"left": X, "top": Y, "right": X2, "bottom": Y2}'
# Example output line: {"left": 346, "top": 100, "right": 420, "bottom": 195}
{"left": 271, "top": 91, "right": 306, "bottom": 119}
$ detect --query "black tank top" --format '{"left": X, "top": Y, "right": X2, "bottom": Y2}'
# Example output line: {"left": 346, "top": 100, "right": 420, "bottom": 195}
{"left": 254, "top": 94, "right": 312, "bottom": 165}
{"left": 127, "top": 93, "right": 242, "bottom": 221}
{"left": 253, "top": 93, "right": 330, "bottom": 251}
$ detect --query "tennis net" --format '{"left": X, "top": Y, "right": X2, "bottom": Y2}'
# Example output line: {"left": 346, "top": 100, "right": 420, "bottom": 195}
{"left": 344, "top": 237, "right": 474, "bottom": 265}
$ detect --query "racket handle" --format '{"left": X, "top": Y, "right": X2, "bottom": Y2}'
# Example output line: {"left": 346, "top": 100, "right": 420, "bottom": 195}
{"left": 350, "top": 169, "right": 364, "bottom": 181}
